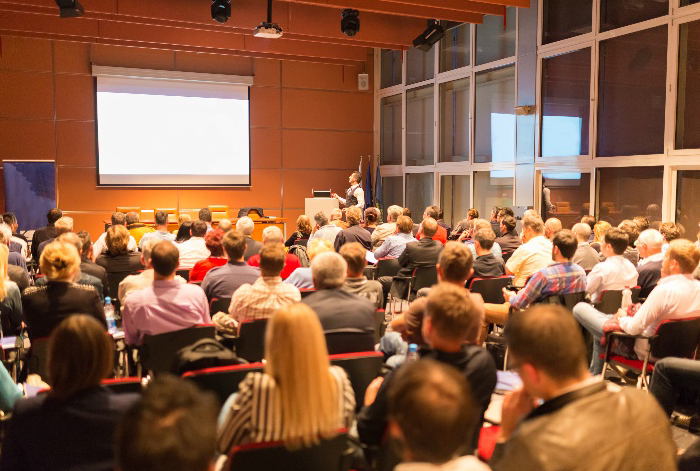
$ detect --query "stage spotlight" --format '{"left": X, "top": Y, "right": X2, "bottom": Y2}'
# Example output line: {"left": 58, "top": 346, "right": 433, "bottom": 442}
{"left": 211, "top": 0, "right": 232, "bottom": 23}
{"left": 55, "top": 0, "right": 84, "bottom": 18}
{"left": 413, "top": 20, "right": 444, "bottom": 52}
{"left": 341, "top": 9, "right": 360, "bottom": 37}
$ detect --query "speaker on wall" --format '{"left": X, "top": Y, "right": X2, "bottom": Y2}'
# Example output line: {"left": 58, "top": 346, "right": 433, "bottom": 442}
{"left": 358, "top": 73, "right": 369, "bottom": 91}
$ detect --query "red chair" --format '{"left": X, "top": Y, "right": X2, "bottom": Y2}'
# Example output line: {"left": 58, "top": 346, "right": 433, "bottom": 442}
{"left": 329, "top": 351, "right": 383, "bottom": 412}
{"left": 102, "top": 377, "right": 142, "bottom": 394}
{"left": 182, "top": 362, "right": 264, "bottom": 404}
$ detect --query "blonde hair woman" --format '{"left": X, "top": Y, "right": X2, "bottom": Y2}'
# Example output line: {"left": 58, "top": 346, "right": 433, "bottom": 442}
{"left": 218, "top": 303, "right": 355, "bottom": 452}
{"left": 591, "top": 220, "right": 611, "bottom": 253}
{"left": 23, "top": 241, "right": 105, "bottom": 341}
{"left": 95, "top": 225, "right": 144, "bottom": 278}
{"left": 0, "top": 245, "right": 22, "bottom": 335}
{"left": 285, "top": 215, "right": 313, "bottom": 248}
{"left": 283, "top": 238, "right": 334, "bottom": 290}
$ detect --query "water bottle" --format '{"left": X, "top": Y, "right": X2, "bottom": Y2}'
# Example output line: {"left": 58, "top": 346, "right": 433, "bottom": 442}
{"left": 621, "top": 286, "right": 633, "bottom": 311}
{"left": 104, "top": 297, "right": 117, "bottom": 334}
{"left": 406, "top": 343, "right": 419, "bottom": 362}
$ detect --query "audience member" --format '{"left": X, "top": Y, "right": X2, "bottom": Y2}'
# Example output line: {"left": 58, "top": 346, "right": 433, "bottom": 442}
{"left": 437, "top": 207, "right": 452, "bottom": 236}
{"left": 0, "top": 363, "right": 22, "bottom": 413}
{"left": 96, "top": 225, "right": 145, "bottom": 276}
{"left": 122, "top": 241, "right": 210, "bottom": 346}
{"left": 387, "top": 359, "right": 490, "bottom": 471}
{"left": 285, "top": 238, "right": 334, "bottom": 290}
{"left": 373, "top": 215, "right": 417, "bottom": 260}
{"left": 618, "top": 219, "right": 641, "bottom": 266}
{"left": 372, "top": 205, "right": 404, "bottom": 249}
{"left": 505, "top": 216, "right": 552, "bottom": 287}
{"left": 285, "top": 215, "right": 312, "bottom": 248}
{"left": 364, "top": 207, "right": 380, "bottom": 235}
{"left": 636, "top": 228, "right": 664, "bottom": 298}
{"left": 471, "top": 228, "right": 506, "bottom": 278}
{"left": 575, "top": 239, "right": 700, "bottom": 375}
{"left": 489, "top": 206, "right": 502, "bottom": 236}
{"left": 340, "top": 242, "right": 383, "bottom": 309}
{"left": 334, "top": 206, "right": 372, "bottom": 251}
{"left": 92, "top": 212, "right": 138, "bottom": 260}
{"left": 77, "top": 231, "right": 109, "bottom": 298}
{"left": 544, "top": 217, "right": 562, "bottom": 240}
{"left": 571, "top": 222, "right": 600, "bottom": 271}
{"left": 404, "top": 208, "right": 420, "bottom": 236}
{"left": 176, "top": 220, "right": 210, "bottom": 269}
{"left": 189, "top": 229, "right": 227, "bottom": 282}
{"left": 31, "top": 208, "right": 62, "bottom": 262}
{"left": 591, "top": 220, "right": 611, "bottom": 253}
{"left": 0, "top": 315, "right": 139, "bottom": 471}
{"left": 174, "top": 221, "right": 192, "bottom": 243}
{"left": 3, "top": 213, "right": 27, "bottom": 260}
{"left": 235, "top": 216, "right": 262, "bottom": 261}
{"left": 36, "top": 216, "right": 73, "bottom": 261}
{"left": 416, "top": 206, "right": 448, "bottom": 244}
{"left": 115, "top": 376, "right": 218, "bottom": 471}
{"left": 218, "top": 218, "right": 233, "bottom": 233}
{"left": 495, "top": 215, "right": 522, "bottom": 254}
{"left": 217, "top": 303, "right": 355, "bottom": 451}
{"left": 0, "top": 224, "right": 25, "bottom": 272}
{"left": 330, "top": 208, "right": 349, "bottom": 229}
{"left": 580, "top": 228, "right": 638, "bottom": 304}
{"left": 173, "top": 212, "right": 191, "bottom": 236}
{"left": 247, "top": 226, "right": 301, "bottom": 279}
{"left": 125, "top": 211, "right": 155, "bottom": 245}
{"left": 450, "top": 208, "right": 480, "bottom": 240}
{"left": 650, "top": 357, "right": 700, "bottom": 420}
{"left": 459, "top": 219, "right": 503, "bottom": 260}
{"left": 0, "top": 245, "right": 22, "bottom": 335}
{"left": 139, "top": 210, "right": 175, "bottom": 249}
{"left": 634, "top": 216, "right": 650, "bottom": 233}
{"left": 199, "top": 208, "right": 214, "bottom": 232}
{"left": 23, "top": 241, "right": 105, "bottom": 341}
{"left": 490, "top": 305, "right": 676, "bottom": 471}
{"left": 201, "top": 230, "right": 260, "bottom": 300}
{"left": 581, "top": 215, "right": 596, "bottom": 242}
{"left": 660, "top": 222, "right": 681, "bottom": 253}
{"left": 310, "top": 211, "right": 343, "bottom": 245}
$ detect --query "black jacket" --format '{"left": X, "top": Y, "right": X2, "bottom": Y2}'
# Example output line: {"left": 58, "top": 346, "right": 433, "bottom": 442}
{"left": 243, "top": 236, "right": 262, "bottom": 262}
{"left": 334, "top": 225, "right": 372, "bottom": 252}
{"left": 396, "top": 238, "right": 443, "bottom": 278}
{"left": 95, "top": 252, "right": 144, "bottom": 275}
{"left": 472, "top": 253, "right": 506, "bottom": 278}
{"left": 31, "top": 224, "right": 56, "bottom": 262}
{"left": 81, "top": 257, "right": 110, "bottom": 298}
{"left": 302, "top": 288, "right": 375, "bottom": 334}
{"left": 637, "top": 260, "right": 662, "bottom": 298}
{"left": 8, "top": 265, "right": 29, "bottom": 292}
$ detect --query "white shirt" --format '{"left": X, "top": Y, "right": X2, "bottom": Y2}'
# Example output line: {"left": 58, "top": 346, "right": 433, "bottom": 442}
{"left": 638, "top": 251, "right": 663, "bottom": 267}
{"left": 139, "top": 229, "right": 176, "bottom": 250}
{"left": 118, "top": 268, "right": 187, "bottom": 305}
{"left": 177, "top": 237, "right": 210, "bottom": 269}
{"left": 91, "top": 230, "right": 138, "bottom": 260}
{"left": 395, "top": 456, "right": 491, "bottom": 471}
{"left": 585, "top": 255, "right": 638, "bottom": 303}
{"left": 505, "top": 235, "right": 553, "bottom": 287}
{"left": 337, "top": 184, "right": 365, "bottom": 208}
{"left": 619, "top": 274, "right": 700, "bottom": 358}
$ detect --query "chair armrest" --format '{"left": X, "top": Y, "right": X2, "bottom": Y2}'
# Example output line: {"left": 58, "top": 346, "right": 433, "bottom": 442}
{"left": 391, "top": 275, "right": 413, "bottom": 281}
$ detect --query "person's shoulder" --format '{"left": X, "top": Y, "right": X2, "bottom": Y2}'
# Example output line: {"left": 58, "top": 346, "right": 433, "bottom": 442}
{"left": 5, "top": 280, "right": 20, "bottom": 294}
{"left": 22, "top": 285, "right": 46, "bottom": 297}
{"left": 70, "top": 282, "right": 100, "bottom": 297}
{"left": 463, "top": 345, "right": 497, "bottom": 372}
{"left": 12, "top": 394, "right": 48, "bottom": 417}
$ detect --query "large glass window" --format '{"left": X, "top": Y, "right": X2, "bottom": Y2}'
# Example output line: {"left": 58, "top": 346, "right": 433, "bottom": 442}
{"left": 541, "top": 172, "right": 591, "bottom": 228}
{"left": 474, "top": 65, "right": 516, "bottom": 163}
{"left": 440, "top": 78, "right": 470, "bottom": 163}
{"left": 597, "top": 26, "right": 668, "bottom": 157}
{"left": 600, "top": 0, "right": 668, "bottom": 32}
{"left": 406, "top": 85, "right": 434, "bottom": 166}
{"left": 475, "top": 7, "right": 516, "bottom": 65}
{"left": 440, "top": 175, "right": 471, "bottom": 228}
{"left": 542, "top": 0, "right": 592, "bottom": 44}
{"left": 541, "top": 49, "right": 591, "bottom": 158}
{"left": 380, "top": 95, "right": 402, "bottom": 165}
{"left": 406, "top": 173, "right": 434, "bottom": 221}
{"left": 676, "top": 19, "right": 700, "bottom": 150}
{"left": 380, "top": 49, "right": 402, "bottom": 89}
{"left": 473, "top": 170, "right": 514, "bottom": 221}
{"left": 406, "top": 47, "right": 434, "bottom": 85}
{"left": 596, "top": 166, "right": 664, "bottom": 226}
{"left": 675, "top": 170, "right": 700, "bottom": 238}
{"left": 381, "top": 176, "right": 404, "bottom": 217}
{"left": 440, "top": 22, "right": 470, "bottom": 72}
{"left": 682, "top": 0, "right": 700, "bottom": 5}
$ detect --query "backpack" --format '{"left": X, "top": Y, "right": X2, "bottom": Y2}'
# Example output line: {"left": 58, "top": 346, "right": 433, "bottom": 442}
{"left": 173, "top": 337, "right": 246, "bottom": 376}
{"left": 289, "top": 244, "right": 310, "bottom": 267}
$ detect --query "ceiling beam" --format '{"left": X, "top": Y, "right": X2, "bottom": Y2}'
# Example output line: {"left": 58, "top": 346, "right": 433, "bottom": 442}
{"left": 469, "top": 0, "right": 529, "bottom": 7}
{"left": 365, "top": 0, "right": 505, "bottom": 16}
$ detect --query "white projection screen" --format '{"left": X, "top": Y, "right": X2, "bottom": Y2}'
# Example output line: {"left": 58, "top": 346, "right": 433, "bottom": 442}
{"left": 94, "top": 68, "right": 252, "bottom": 186}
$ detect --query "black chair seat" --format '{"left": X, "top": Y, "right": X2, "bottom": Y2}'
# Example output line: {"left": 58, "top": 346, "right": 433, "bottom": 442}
{"left": 182, "top": 362, "right": 264, "bottom": 405}
{"left": 329, "top": 351, "right": 383, "bottom": 412}
{"left": 141, "top": 325, "right": 216, "bottom": 376}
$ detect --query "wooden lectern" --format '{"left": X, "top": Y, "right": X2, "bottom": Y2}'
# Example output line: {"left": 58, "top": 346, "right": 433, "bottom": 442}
{"left": 305, "top": 198, "right": 339, "bottom": 219}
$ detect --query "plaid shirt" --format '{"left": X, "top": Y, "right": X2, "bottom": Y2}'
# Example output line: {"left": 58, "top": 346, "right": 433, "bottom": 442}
{"left": 509, "top": 262, "right": 587, "bottom": 310}
{"left": 229, "top": 276, "right": 301, "bottom": 324}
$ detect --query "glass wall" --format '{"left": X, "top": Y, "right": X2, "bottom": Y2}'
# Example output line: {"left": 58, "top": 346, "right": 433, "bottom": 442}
{"left": 440, "top": 78, "right": 470, "bottom": 163}
{"left": 474, "top": 65, "right": 516, "bottom": 163}
{"left": 542, "top": 172, "right": 591, "bottom": 228}
{"left": 677, "top": 19, "right": 700, "bottom": 150}
{"left": 440, "top": 175, "right": 470, "bottom": 227}
{"left": 406, "top": 47, "right": 434, "bottom": 85}
{"left": 473, "top": 170, "right": 514, "bottom": 221}
{"left": 440, "top": 22, "right": 470, "bottom": 72}
{"left": 406, "top": 86, "right": 434, "bottom": 166}
{"left": 475, "top": 7, "right": 516, "bottom": 65}
{"left": 405, "top": 173, "right": 434, "bottom": 221}
{"left": 600, "top": 0, "right": 669, "bottom": 32}
{"left": 380, "top": 95, "right": 402, "bottom": 165}
{"left": 381, "top": 176, "right": 404, "bottom": 216}
{"left": 675, "top": 170, "right": 700, "bottom": 238}
{"left": 682, "top": 0, "right": 700, "bottom": 5}
{"left": 596, "top": 166, "right": 664, "bottom": 226}
{"left": 380, "top": 49, "right": 402, "bottom": 89}
{"left": 542, "top": 0, "right": 592, "bottom": 44}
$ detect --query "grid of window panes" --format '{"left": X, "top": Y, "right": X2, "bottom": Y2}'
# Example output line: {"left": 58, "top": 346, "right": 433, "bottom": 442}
{"left": 440, "top": 175, "right": 470, "bottom": 228}
{"left": 405, "top": 173, "right": 434, "bottom": 220}
{"left": 381, "top": 176, "right": 403, "bottom": 217}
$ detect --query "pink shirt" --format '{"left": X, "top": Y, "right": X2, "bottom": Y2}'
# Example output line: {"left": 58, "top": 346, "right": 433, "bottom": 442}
{"left": 122, "top": 280, "right": 211, "bottom": 345}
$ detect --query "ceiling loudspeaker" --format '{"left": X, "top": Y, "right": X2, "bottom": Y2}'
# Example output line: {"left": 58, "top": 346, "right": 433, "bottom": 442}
{"left": 358, "top": 73, "right": 369, "bottom": 91}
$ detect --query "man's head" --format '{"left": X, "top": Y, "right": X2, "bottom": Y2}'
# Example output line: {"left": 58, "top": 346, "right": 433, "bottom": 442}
{"left": 314, "top": 211, "right": 329, "bottom": 228}
{"left": 437, "top": 242, "right": 473, "bottom": 285}
{"left": 198, "top": 208, "right": 213, "bottom": 224}
{"left": 235, "top": 216, "right": 254, "bottom": 236}
{"left": 637, "top": 229, "right": 663, "bottom": 259}
{"left": 423, "top": 206, "right": 439, "bottom": 220}
{"left": 500, "top": 215, "right": 517, "bottom": 235}
{"left": 474, "top": 228, "right": 495, "bottom": 255}
{"left": 330, "top": 208, "right": 344, "bottom": 222}
{"left": 571, "top": 223, "right": 591, "bottom": 243}
{"left": 0, "top": 225, "right": 12, "bottom": 246}
{"left": 580, "top": 215, "right": 595, "bottom": 231}
{"left": 76, "top": 231, "right": 91, "bottom": 258}
{"left": 660, "top": 222, "right": 681, "bottom": 243}
{"left": 618, "top": 220, "right": 640, "bottom": 247}
{"left": 504, "top": 305, "right": 589, "bottom": 400}
{"left": 633, "top": 216, "right": 650, "bottom": 232}
{"left": 154, "top": 211, "right": 168, "bottom": 228}
{"left": 662, "top": 239, "right": 700, "bottom": 277}
{"left": 2, "top": 213, "right": 17, "bottom": 232}
{"left": 47, "top": 208, "right": 63, "bottom": 225}
{"left": 387, "top": 205, "right": 403, "bottom": 223}
{"left": 421, "top": 218, "right": 438, "bottom": 238}
{"left": 56, "top": 232, "right": 83, "bottom": 256}
{"left": 388, "top": 359, "right": 477, "bottom": 465}
{"left": 190, "top": 221, "right": 207, "bottom": 238}
{"left": 603, "top": 228, "right": 629, "bottom": 257}
{"left": 339, "top": 242, "right": 367, "bottom": 278}
{"left": 349, "top": 171, "right": 362, "bottom": 185}
{"left": 222, "top": 230, "right": 247, "bottom": 262}
{"left": 115, "top": 376, "right": 218, "bottom": 471}
{"left": 402, "top": 208, "right": 411, "bottom": 218}
{"left": 552, "top": 229, "right": 577, "bottom": 262}
{"left": 521, "top": 215, "right": 545, "bottom": 242}
{"left": 306, "top": 238, "right": 334, "bottom": 261}
{"left": 346, "top": 206, "right": 362, "bottom": 226}
{"left": 125, "top": 211, "right": 139, "bottom": 226}
{"left": 204, "top": 229, "right": 225, "bottom": 257}
{"left": 396, "top": 216, "right": 413, "bottom": 234}
{"left": 423, "top": 283, "right": 482, "bottom": 347}
{"left": 54, "top": 216, "right": 74, "bottom": 236}
{"left": 111, "top": 212, "right": 126, "bottom": 226}
{"left": 310, "top": 251, "right": 347, "bottom": 290}
{"left": 261, "top": 225, "right": 284, "bottom": 245}
{"left": 259, "top": 243, "right": 286, "bottom": 277}
{"left": 141, "top": 238, "right": 159, "bottom": 267}
{"left": 466, "top": 209, "right": 479, "bottom": 221}
{"left": 544, "top": 218, "right": 562, "bottom": 240}
{"left": 217, "top": 219, "right": 232, "bottom": 233}
{"left": 150, "top": 241, "right": 180, "bottom": 277}
{"left": 498, "top": 207, "right": 514, "bottom": 221}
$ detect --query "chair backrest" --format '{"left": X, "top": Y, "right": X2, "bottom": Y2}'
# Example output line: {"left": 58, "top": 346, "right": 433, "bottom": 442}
{"left": 226, "top": 432, "right": 350, "bottom": 471}
{"left": 412, "top": 266, "right": 437, "bottom": 292}
{"left": 141, "top": 325, "right": 216, "bottom": 375}
{"left": 209, "top": 205, "right": 229, "bottom": 220}
{"left": 329, "top": 352, "right": 383, "bottom": 412}
{"left": 116, "top": 206, "right": 141, "bottom": 215}
{"left": 595, "top": 287, "right": 641, "bottom": 314}
{"left": 210, "top": 297, "right": 232, "bottom": 314}
{"left": 237, "top": 319, "right": 268, "bottom": 363}
{"left": 299, "top": 289, "right": 316, "bottom": 299}
{"left": 182, "top": 362, "right": 264, "bottom": 404}
{"left": 468, "top": 276, "right": 512, "bottom": 304}
{"left": 102, "top": 377, "right": 142, "bottom": 394}
{"left": 108, "top": 270, "right": 140, "bottom": 311}
{"left": 325, "top": 331, "right": 375, "bottom": 355}
{"left": 176, "top": 269, "right": 190, "bottom": 282}
{"left": 650, "top": 317, "right": 700, "bottom": 360}
{"left": 375, "top": 258, "right": 401, "bottom": 279}
{"left": 27, "top": 337, "right": 50, "bottom": 379}
{"left": 541, "top": 292, "right": 586, "bottom": 311}
{"left": 501, "top": 251, "right": 513, "bottom": 264}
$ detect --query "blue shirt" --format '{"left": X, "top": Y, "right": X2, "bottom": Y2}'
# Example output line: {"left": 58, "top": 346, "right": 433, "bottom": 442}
{"left": 201, "top": 261, "right": 261, "bottom": 300}
{"left": 284, "top": 267, "right": 314, "bottom": 290}
{"left": 374, "top": 233, "right": 417, "bottom": 259}
{"left": 139, "top": 229, "right": 176, "bottom": 249}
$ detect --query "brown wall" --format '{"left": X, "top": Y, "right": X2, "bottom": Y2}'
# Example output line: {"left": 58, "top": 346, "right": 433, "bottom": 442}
{"left": 0, "top": 35, "right": 374, "bottom": 238}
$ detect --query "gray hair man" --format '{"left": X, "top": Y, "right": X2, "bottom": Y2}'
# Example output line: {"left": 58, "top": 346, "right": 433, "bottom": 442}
{"left": 637, "top": 228, "right": 664, "bottom": 298}
{"left": 310, "top": 211, "right": 342, "bottom": 245}
{"left": 372, "top": 205, "right": 403, "bottom": 249}
{"left": 571, "top": 222, "right": 600, "bottom": 271}
{"left": 236, "top": 216, "right": 261, "bottom": 261}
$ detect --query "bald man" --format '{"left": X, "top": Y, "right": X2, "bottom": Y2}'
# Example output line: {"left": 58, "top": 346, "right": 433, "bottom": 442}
{"left": 572, "top": 223, "right": 600, "bottom": 271}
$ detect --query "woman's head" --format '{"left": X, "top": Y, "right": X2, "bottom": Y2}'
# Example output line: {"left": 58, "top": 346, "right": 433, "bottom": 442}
{"left": 176, "top": 221, "right": 192, "bottom": 243}
{"left": 364, "top": 207, "right": 379, "bottom": 226}
{"left": 40, "top": 241, "right": 81, "bottom": 281}
{"left": 177, "top": 213, "right": 191, "bottom": 225}
{"left": 47, "top": 315, "right": 113, "bottom": 399}
{"left": 106, "top": 225, "right": 130, "bottom": 255}
{"left": 296, "top": 215, "right": 312, "bottom": 235}
{"left": 204, "top": 229, "right": 225, "bottom": 257}
{"left": 593, "top": 220, "right": 611, "bottom": 243}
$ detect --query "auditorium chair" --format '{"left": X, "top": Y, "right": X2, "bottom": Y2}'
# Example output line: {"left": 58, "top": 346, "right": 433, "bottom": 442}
{"left": 325, "top": 331, "right": 375, "bottom": 355}
{"left": 595, "top": 287, "right": 641, "bottom": 314}
{"left": 175, "top": 269, "right": 190, "bottom": 282}
{"left": 299, "top": 289, "right": 316, "bottom": 299}
{"left": 468, "top": 276, "right": 513, "bottom": 304}
{"left": 233, "top": 319, "right": 268, "bottom": 362}
{"left": 139, "top": 325, "right": 216, "bottom": 376}
{"left": 116, "top": 206, "right": 140, "bottom": 215}
{"left": 209, "top": 205, "right": 229, "bottom": 220}
{"left": 154, "top": 208, "right": 177, "bottom": 223}
{"left": 375, "top": 258, "right": 400, "bottom": 279}
{"left": 26, "top": 337, "right": 50, "bottom": 380}
{"left": 102, "top": 377, "right": 143, "bottom": 394}
{"left": 329, "top": 352, "right": 383, "bottom": 412}
{"left": 556, "top": 202, "right": 570, "bottom": 212}
{"left": 210, "top": 298, "right": 231, "bottom": 314}
{"left": 182, "top": 362, "right": 264, "bottom": 405}
{"left": 540, "top": 291, "right": 586, "bottom": 311}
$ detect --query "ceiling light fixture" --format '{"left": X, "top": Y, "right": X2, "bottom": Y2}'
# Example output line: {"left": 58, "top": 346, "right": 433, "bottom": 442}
{"left": 341, "top": 9, "right": 360, "bottom": 37}
{"left": 254, "top": 0, "right": 283, "bottom": 39}
{"left": 413, "top": 20, "right": 445, "bottom": 52}
{"left": 211, "top": 0, "right": 232, "bottom": 23}
{"left": 55, "top": 0, "right": 84, "bottom": 18}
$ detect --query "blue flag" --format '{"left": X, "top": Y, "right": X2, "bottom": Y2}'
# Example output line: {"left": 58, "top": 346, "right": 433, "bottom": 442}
{"left": 374, "top": 164, "right": 383, "bottom": 216}
{"left": 365, "top": 157, "right": 373, "bottom": 209}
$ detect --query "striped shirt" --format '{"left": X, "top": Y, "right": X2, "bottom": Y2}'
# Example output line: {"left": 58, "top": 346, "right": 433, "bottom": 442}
{"left": 228, "top": 276, "right": 301, "bottom": 325}
{"left": 217, "top": 366, "right": 356, "bottom": 452}
{"left": 509, "top": 262, "right": 587, "bottom": 310}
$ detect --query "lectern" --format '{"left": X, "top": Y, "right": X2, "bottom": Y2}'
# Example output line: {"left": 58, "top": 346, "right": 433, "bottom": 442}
{"left": 305, "top": 198, "right": 339, "bottom": 219}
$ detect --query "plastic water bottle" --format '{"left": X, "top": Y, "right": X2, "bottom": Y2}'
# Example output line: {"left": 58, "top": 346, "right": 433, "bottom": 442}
{"left": 406, "top": 343, "right": 419, "bottom": 362}
{"left": 104, "top": 297, "right": 117, "bottom": 334}
{"left": 621, "top": 286, "right": 633, "bottom": 311}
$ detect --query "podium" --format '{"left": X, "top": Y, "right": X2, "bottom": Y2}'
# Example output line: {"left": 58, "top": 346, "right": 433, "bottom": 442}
{"left": 305, "top": 198, "right": 339, "bottom": 219}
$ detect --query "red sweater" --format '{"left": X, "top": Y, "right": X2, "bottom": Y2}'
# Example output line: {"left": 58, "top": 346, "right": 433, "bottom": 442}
{"left": 189, "top": 257, "right": 227, "bottom": 282}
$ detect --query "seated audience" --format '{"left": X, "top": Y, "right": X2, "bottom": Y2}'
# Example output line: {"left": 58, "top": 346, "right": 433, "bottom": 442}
{"left": 660, "top": 222, "right": 681, "bottom": 255}
{"left": 581, "top": 228, "right": 638, "bottom": 304}
{"left": 36, "top": 216, "right": 73, "bottom": 262}
{"left": 0, "top": 224, "right": 25, "bottom": 272}
{"left": 218, "top": 218, "right": 233, "bottom": 233}
{"left": 247, "top": 226, "right": 301, "bottom": 279}
{"left": 235, "top": 216, "right": 262, "bottom": 261}
{"left": 122, "top": 241, "right": 210, "bottom": 346}
{"left": 636, "top": 228, "right": 664, "bottom": 298}
{"left": 634, "top": 216, "right": 650, "bottom": 233}
{"left": 0, "top": 363, "right": 22, "bottom": 413}
{"left": 404, "top": 208, "right": 420, "bottom": 236}
{"left": 372, "top": 205, "right": 403, "bottom": 249}
{"left": 544, "top": 217, "right": 562, "bottom": 240}
{"left": 437, "top": 207, "right": 452, "bottom": 235}
{"left": 505, "top": 216, "right": 552, "bottom": 287}
{"left": 217, "top": 243, "right": 300, "bottom": 333}
{"left": 339, "top": 242, "right": 383, "bottom": 309}
{"left": 125, "top": 211, "right": 154, "bottom": 245}
{"left": 176, "top": 220, "right": 210, "bottom": 269}
{"left": 358, "top": 283, "right": 496, "bottom": 452}
{"left": 284, "top": 238, "right": 334, "bottom": 290}
{"left": 118, "top": 238, "right": 187, "bottom": 305}
{"left": 115, "top": 376, "right": 218, "bottom": 471}
{"left": 201, "top": 230, "right": 260, "bottom": 301}
{"left": 189, "top": 229, "right": 227, "bottom": 282}
{"left": 310, "top": 211, "right": 342, "bottom": 245}
{"left": 581, "top": 214, "right": 596, "bottom": 240}
{"left": 0, "top": 245, "right": 21, "bottom": 335}
{"left": 416, "top": 206, "right": 448, "bottom": 244}
{"left": 388, "top": 360, "right": 490, "bottom": 471}
{"left": 480, "top": 230, "right": 586, "bottom": 344}
{"left": 363, "top": 207, "right": 380, "bottom": 235}
{"left": 650, "top": 357, "right": 700, "bottom": 420}
{"left": 490, "top": 305, "right": 677, "bottom": 471}
{"left": 3, "top": 213, "right": 27, "bottom": 261}
{"left": 571, "top": 222, "right": 600, "bottom": 271}
{"left": 174, "top": 221, "right": 192, "bottom": 243}
{"left": 574, "top": 239, "right": 700, "bottom": 375}
{"left": 77, "top": 231, "right": 109, "bottom": 298}
{"left": 217, "top": 303, "right": 355, "bottom": 451}
{"left": 23, "top": 241, "right": 105, "bottom": 341}
{"left": 96, "top": 225, "right": 145, "bottom": 276}
{"left": 489, "top": 206, "right": 502, "bottom": 236}
{"left": 618, "top": 219, "right": 641, "bottom": 266}
{"left": 0, "top": 315, "right": 139, "bottom": 471}
{"left": 330, "top": 208, "right": 348, "bottom": 229}
{"left": 285, "top": 215, "right": 312, "bottom": 248}
{"left": 373, "top": 215, "right": 417, "bottom": 260}
{"left": 450, "top": 208, "right": 479, "bottom": 240}
{"left": 199, "top": 208, "right": 214, "bottom": 232}
{"left": 92, "top": 212, "right": 138, "bottom": 260}
{"left": 459, "top": 219, "right": 503, "bottom": 260}
{"left": 471, "top": 228, "right": 505, "bottom": 278}
{"left": 334, "top": 206, "right": 372, "bottom": 252}
{"left": 591, "top": 220, "right": 611, "bottom": 253}
{"left": 173, "top": 212, "right": 191, "bottom": 236}
{"left": 495, "top": 215, "right": 522, "bottom": 254}
{"left": 139, "top": 210, "right": 176, "bottom": 249}
{"left": 31, "top": 208, "right": 61, "bottom": 262}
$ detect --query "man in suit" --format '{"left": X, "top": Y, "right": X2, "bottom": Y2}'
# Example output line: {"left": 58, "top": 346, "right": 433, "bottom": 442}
{"left": 571, "top": 223, "right": 600, "bottom": 271}
{"left": 31, "top": 208, "right": 62, "bottom": 262}
{"left": 334, "top": 206, "right": 372, "bottom": 252}
{"left": 235, "top": 216, "right": 262, "bottom": 261}
{"left": 77, "top": 231, "right": 110, "bottom": 298}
